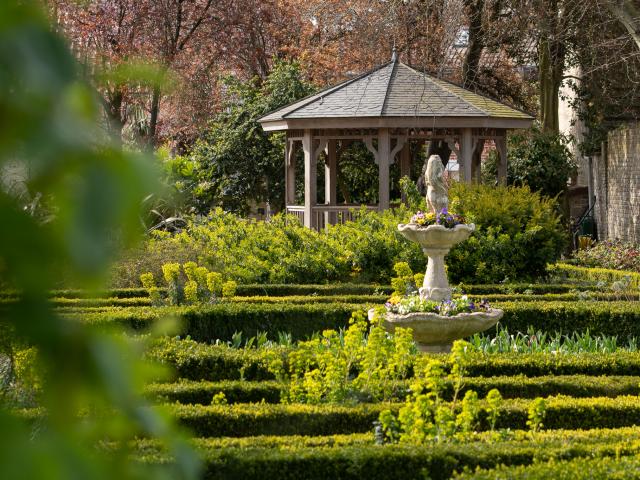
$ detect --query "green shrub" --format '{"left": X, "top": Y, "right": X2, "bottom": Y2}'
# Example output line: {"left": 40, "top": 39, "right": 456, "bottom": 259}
{"left": 447, "top": 183, "right": 566, "bottom": 283}
{"left": 145, "top": 337, "right": 275, "bottom": 381}
{"left": 74, "top": 303, "right": 365, "bottom": 342}
{"left": 485, "top": 127, "right": 576, "bottom": 198}
{"left": 111, "top": 183, "right": 566, "bottom": 287}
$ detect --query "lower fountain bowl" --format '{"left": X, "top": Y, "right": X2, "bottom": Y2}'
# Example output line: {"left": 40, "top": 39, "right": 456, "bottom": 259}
{"left": 370, "top": 308, "right": 504, "bottom": 353}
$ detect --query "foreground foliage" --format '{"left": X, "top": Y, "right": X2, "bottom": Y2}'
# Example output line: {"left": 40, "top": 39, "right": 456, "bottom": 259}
{"left": 0, "top": 2, "right": 199, "bottom": 479}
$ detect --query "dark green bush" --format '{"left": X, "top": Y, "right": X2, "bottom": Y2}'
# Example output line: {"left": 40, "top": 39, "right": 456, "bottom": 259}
{"left": 447, "top": 183, "right": 567, "bottom": 283}
{"left": 75, "top": 302, "right": 365, "bottom": 342}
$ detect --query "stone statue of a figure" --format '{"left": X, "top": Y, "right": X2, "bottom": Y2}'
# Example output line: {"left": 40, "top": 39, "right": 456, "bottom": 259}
{"left": 425, "top": 154, "right": 448, "bottom": 214}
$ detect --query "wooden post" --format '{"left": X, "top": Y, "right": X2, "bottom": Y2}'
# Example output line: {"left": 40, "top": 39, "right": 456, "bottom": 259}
{"left": 285, "top": 140, "right": 297, "bottom": 205}
{"left": 378, "top": 128, "right": 391, "bottom": 210}
{"left": 302, "top": 129, "right": 316, "bottom": 229}
{"left": 472, "top": 138, "right": 485, "bottom": 183}
{"left": 325, "top": 139, "right": 338, "bottom": 226}
{"left": 496, "top": 136, "right": 508, "bottom": 185}
{"left": 399, "top": 142, "right": 411, "bottom": 178}
{"left": 460, "top": 128, "right": 473, "bottom": 183}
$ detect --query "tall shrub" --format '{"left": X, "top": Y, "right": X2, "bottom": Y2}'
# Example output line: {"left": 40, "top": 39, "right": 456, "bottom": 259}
{"left": 447, "top": 183, "right": 566, "bottom": 283}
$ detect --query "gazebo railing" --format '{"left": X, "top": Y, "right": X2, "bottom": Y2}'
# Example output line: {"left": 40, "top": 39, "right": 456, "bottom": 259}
{"left": 285, "top": 205, "right": 378, "bottom": 230}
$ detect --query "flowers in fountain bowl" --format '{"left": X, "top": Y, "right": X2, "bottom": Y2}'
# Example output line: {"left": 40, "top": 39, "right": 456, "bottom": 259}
{"left": 385, "top": 294, "right": 490, "bottom": 316}
{"left": 410, "top": 208, "right": 465, "bottom": 229}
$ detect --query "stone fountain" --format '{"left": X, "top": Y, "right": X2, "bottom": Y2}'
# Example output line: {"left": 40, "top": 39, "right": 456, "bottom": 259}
{"left": 380, "top": 155, "right": 503, "bottom": 352}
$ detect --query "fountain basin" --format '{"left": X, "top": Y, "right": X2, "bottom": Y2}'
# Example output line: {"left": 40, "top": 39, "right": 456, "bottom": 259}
{"left": 397, "top": 223, "right": 475, "bottom": 249}
{"left": 372, "top": 308, "right": 503, "bottom": 352}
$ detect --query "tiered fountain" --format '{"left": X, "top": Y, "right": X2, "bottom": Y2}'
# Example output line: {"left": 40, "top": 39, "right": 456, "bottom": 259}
{"left": 378, "top": 155, "right": 503, "bottom": 352}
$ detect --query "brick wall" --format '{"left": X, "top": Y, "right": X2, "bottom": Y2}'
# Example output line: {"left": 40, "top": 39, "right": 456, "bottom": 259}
{"left": 593, "top": 123, "right": 640, "bottom": 243}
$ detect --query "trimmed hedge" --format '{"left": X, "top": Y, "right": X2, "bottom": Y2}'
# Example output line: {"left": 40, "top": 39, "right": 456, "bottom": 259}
{"left": 147, "top": 338, "right": 640, "bottom": 381}
{"left": 75, "top": 303, "right": 366, "bottom": 341}
{"left": 457, "top": 283, "right": 602, "bottom": 294}
{"left": 464, "top": 351, "right": 640, "bottom": 377}
{"left": 476, "top": 292, "right": 639, "bottom": 302}
{"left": 145, "top": 375, "right": 640, "bottom": 405}
{"left": 145, "top": 338, "right": 274, "bottom": 382}
{"left": 168, "top": 395, "right": 640, "bottom": 437}
{"left": 456, "top": 454, "right": 640, "bottom": 480}
{"left": 133, "top": 428, "right": 640, "bottom": 480}
{"left": 145, "top": 380, "right": 282, "bottom": 404}
{"left": 495, "top": 300, "right": 640, "bottom": 337}
{"left": 550, "top": 263, "right": 640, "bottom": 289}
{"left": 71, "top": 300, "right": 640, "bottom": 340}
{"left": 2, "top": 282, "right": 617, "bottom": 301}
{"left": 170, "top": 402, "right": 388, "bottom": 437}
{"left": 235, "top": 284, "right": 392, "bottom": 297}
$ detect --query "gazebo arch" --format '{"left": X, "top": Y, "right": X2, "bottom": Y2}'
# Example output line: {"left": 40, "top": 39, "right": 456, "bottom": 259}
{"left": 258, "top": 55, "right": 533, "bottom": 230}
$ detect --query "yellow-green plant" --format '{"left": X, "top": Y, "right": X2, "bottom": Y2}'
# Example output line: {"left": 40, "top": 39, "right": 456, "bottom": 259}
{"left": 271, "top": 311, "right": 416, "bottom": 404}
{"left": 184, "top": 280, "right": 199, "bottom": 304}
{"left": 207, "top": 272, "right": 224, "bottom": 297}
{"left": 211, "top": 392, "right": 228, "bottom": 405}
{"left": 391, "top": 262, "right": 416, "bottom": 296}
{"left": 379, "top": 340, "right": 499, "bottom": 445}
{"left": 222, "top": 280, "right": 237, "bottom": 298}
{"left": 527, "top": 397, "right": 547, "bottom": 433}
{"left": 485, "top": 388, "right": 503, "bottom": 433}
{"left": 183, "top": 261, "right": 198, "bottom": 282}
{"left": 139, "top": 272, "right": 162, "bottom": 306}
{"left": 162, "top": 262, "right": 181, "bottom": 305}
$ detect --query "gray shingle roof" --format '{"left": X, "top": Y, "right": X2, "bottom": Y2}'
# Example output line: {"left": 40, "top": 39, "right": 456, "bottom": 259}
{"left": 259, "top": 60, "right": 532, "bottom": 122}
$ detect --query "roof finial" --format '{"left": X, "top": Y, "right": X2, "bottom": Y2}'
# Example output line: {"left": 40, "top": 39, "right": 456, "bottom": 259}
{"left": 391, "top": 44, "right": 398, "bottom": 63}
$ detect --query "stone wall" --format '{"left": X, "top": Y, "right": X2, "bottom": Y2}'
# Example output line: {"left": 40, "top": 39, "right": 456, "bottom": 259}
{"left": 593, "top": 122, "right": 640, "bottom": 243}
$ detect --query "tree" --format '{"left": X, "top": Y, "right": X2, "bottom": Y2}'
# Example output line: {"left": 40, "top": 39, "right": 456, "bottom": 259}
{"left": 164, "top": 60, "right": 314, "bottom": 215}
{"left": 503, "top": 127, "right": 576, "bottom": 198}
{"left": 608, "top": 0, "right": 640, "bottom": 51}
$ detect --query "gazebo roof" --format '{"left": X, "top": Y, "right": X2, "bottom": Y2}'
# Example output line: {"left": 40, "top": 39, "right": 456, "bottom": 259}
{"left": 259, "top": 58, "right": 533, "bottom": 131}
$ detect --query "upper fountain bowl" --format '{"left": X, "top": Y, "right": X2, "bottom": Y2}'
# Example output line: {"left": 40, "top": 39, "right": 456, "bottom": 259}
{"left": 397, "top": 223, "right": 475, "bottom": 249}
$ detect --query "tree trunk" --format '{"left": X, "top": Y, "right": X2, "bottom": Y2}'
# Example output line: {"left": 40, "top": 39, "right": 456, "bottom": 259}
{"left": 462, "top": 0, "right": 485, "bottom": 89}
{"left": 149, "top": 84, "right": 161, "bottom": 147}
{"left": 609, "top": 0, "right": 640, "bottom": 51}
{"left": 538, "top": 0, "right": 565, "bottom": 134}
{"left": 105, "top": 89, "right": 124, "bottom": 146}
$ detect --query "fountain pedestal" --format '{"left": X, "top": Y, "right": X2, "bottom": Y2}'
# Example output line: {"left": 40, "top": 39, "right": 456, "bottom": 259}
{"left": 378, "top": 222, "right": 503, "bottom": 352}
{"left": 421, "top": 246, "right": 452, "bottom": 301}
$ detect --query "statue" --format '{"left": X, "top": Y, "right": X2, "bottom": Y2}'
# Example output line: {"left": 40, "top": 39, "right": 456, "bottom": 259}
{"left": 425, "top": 154, "right": 448, "bottom": 214}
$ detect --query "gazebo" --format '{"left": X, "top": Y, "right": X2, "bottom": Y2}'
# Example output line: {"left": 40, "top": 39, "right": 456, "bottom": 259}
{"left": 258, "top": 54, "right": 534, "bottom": 230}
